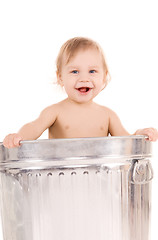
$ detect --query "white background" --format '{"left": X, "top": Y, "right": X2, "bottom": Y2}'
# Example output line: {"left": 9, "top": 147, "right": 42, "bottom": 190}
{"left": 0, "top": 0, "right": 158, "bottom": 239}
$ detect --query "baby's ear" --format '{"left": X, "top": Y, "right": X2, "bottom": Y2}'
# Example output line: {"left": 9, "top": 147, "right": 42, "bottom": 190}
{"left": 101, "top": 72, "right": 110, "bottom": 91}
{"left": 56, "top": 71, "right": 64, "bottom": 87}
{"left": 101, "top": 81, "right": 107, "bottom": 91}
{"left": 104, "top": 71, "right": 111, "bottom": 86}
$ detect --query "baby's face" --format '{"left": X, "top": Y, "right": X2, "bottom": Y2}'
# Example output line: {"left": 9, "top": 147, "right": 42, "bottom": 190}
{"left": 58, "top": 48, "right": 106, "bottom": 104}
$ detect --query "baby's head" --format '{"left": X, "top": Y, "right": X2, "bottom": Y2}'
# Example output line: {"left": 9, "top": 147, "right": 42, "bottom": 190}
{"left": 56, "top": 37, "right": 110, "bottom": 88}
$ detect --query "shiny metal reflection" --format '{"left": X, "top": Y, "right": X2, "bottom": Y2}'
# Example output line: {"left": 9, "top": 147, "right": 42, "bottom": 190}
{"left": 0, "top": 136, "right": 153, "bottom": 240}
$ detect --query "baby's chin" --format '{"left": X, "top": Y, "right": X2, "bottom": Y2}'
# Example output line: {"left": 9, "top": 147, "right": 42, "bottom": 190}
{"left": 67, "top": 95, "right": 94, "bottom": 105}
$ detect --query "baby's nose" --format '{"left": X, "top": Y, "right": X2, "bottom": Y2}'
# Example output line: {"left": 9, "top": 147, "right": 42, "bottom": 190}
{"left": 79, "top": 73, "right": 90, "bottom": 82}
{"left": 79, "top": 78, "right": 89, "bottom": 82}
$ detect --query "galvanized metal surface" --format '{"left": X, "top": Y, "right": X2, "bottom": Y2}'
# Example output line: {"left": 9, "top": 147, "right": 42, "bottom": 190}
{"left": 0, "top": 136, "right": 153, "bottom": 240}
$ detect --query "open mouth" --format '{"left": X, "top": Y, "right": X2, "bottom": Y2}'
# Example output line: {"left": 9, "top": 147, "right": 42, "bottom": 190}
{"left": 77, "top": 87, "right": 91, "bottom": 93}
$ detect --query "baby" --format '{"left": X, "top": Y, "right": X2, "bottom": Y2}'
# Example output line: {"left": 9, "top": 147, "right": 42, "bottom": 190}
{"left": 3, "top": 37, "right": 158, "bottom": 148}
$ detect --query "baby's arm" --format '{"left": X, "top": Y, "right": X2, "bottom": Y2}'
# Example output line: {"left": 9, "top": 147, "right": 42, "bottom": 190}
{"left": 108, "top": 108, "right": 158, "bottom": 141}
{"left": 108, "top": 109, "right": 130, "bottom": 136}
{"left": 3, "top": 104, "right": 58, "bottom": 148}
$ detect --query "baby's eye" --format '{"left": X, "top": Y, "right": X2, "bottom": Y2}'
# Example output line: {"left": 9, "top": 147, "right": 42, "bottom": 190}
{"left": 89, "top": 70, "right": 96, "bottom": 73}
{"left": 71, "top": 70, "right": 79, "bottom": 74}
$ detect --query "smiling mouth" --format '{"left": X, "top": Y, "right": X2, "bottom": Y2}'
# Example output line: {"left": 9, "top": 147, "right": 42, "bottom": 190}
{"left": 77, "top": 87, "right": 92, "bottom": 93}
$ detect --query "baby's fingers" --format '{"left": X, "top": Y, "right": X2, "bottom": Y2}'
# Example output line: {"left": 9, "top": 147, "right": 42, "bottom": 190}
{"left": 3, "top": 134, "right": 22, "bottom": 148}
{"left": 3, "top": 134, "right": 12, "bottom": 148}
{"left": 144, "top": 128, "right": 158, "bottom": 142}
{"left": 13, "top": 135, "right": 22, "bottom": 147}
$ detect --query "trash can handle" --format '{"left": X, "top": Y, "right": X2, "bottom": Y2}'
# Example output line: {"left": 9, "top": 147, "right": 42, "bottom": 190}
{"left": 130, "top": 160, "right": 153, "bottom": 184}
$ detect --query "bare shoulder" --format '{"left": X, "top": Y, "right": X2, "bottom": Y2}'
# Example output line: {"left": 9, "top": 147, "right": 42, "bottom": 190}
{"left": 98, "top": 105, "right": 122, "bottom": 124}
{"left": 39, "top": 100, "right": 68, "bottom": 120}
{"left": 37, "top": 102, "right": 64, "bottom": 128}
{"left": 40, "top": 103, "right": 60, "bottom": 116}
{"left": 103, "top": 106, "right": 118, "bottom": 118}
{"left": 93, "top": 102, "right": 114, "bottom": 116}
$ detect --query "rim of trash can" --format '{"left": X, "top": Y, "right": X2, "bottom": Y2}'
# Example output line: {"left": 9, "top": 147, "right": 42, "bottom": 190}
{"left": 0, "top": 136, "right": 152, "bottom": 165}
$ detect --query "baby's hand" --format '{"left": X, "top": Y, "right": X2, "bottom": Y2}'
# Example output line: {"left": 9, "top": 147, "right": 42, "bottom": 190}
{"left": 3, "top": 133, "right": 23, "bottom": 148}
{"left": 135, "top": 128, "right": 158, "bottom": 141}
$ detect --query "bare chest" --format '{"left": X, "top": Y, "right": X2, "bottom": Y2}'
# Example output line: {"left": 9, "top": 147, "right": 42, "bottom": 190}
{"left": 49, "top": 107, "right": 109, "bottom": 138}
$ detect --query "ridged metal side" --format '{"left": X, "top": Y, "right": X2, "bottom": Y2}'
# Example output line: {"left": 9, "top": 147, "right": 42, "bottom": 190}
{"left": 0, "top": 159, "right": 152, "bottom": 240}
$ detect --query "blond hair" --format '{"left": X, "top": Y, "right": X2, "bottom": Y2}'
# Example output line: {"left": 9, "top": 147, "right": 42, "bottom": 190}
{"left": 56, "top": 37, "right": 110, "bottom": 86}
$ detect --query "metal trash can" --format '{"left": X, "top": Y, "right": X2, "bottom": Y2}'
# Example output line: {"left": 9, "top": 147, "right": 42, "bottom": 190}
{"left": 0, "top": 136, "right": 153, "bottom": 240}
